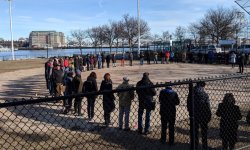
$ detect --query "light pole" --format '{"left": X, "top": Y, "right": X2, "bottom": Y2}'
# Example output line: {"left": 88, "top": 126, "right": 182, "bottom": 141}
{"left": 137, "top": 0, "right": 140, "bottom": 55}
{"left": 8, "top": 0, "right": 15, "bottom": 60}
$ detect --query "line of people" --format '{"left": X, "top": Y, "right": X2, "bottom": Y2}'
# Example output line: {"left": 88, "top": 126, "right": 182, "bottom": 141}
{"left": 45, "top": 57, "right": 244, "bottom": 150}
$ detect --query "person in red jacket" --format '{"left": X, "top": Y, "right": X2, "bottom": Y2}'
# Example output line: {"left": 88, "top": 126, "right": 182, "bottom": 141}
{"left": 165, "top": 51, "right": 170, "bottom": 64}
{"left": 64, "top": 57, "right": 69, "bottom": 69}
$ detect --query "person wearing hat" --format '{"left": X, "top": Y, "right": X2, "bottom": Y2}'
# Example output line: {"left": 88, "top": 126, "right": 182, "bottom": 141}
{"left": 116, "top": 77, "right": 135, "bottom": 131}
{"left": 52, "top": 63, "right": 64, "bottom": 97}
{"left": 159, "top": 86, "right": 180, "bottom": 145}
{"left": 187, "top": 81, "right": 211, "bottom": 150}
{"left": 136, "top": 72, "right": 156, "bottom": 135}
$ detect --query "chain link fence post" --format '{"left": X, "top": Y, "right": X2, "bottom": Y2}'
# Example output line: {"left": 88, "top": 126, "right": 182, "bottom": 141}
{"left": 189, "top": 81, "right": 195, "bottom": 150}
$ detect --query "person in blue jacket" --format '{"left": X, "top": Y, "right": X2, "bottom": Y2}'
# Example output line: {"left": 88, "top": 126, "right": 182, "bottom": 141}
{"left": 159, "top": 86, "right": 180, "bottom": 145}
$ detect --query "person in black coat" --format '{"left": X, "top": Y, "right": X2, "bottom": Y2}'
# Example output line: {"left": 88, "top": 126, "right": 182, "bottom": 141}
{"left": 100, "top": 73, "right": 115, "bottom": 126}
{"left": 72, "top": 70, "right": 83, "bottom": 116}
{"left": 187, "top": 81, "right": 211, "bottom": 150}
{"left": 238, "top": 53, "right": 245, "bottom": 73}
{"left": 63, "top": 71, "right": 74, "bottom": 114}
{"left": 82, "top": 72, "right": 98, "bottom": 121}
{"left": 216, "top": 93, "right": 242, "bottom": 150}
{"left": 106, "top": 54, "right": 111, "bottom": 68}
{"left": 159, "top": 86, "right": 180, "bottom": 145}
{"left": 136, "top": 72, "right": 156, "bottom": 134}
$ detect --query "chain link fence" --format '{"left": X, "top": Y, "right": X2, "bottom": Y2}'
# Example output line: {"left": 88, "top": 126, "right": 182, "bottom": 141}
{"left": 0, "top": 74, "right": 249, "bottom": 150}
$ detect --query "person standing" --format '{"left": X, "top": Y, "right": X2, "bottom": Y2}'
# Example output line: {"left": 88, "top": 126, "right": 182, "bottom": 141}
{"left": 106, "top": 54, "right": 111, "bottom": 68}
{"left": 121, "top": 52, "right": 125, "bottom": 67}
{"left": 73, "top": 70, "right": 83, "bottom": 116}
{"left": 63, "top": 71, "right": 74, "bottom": 114}
{"left": 139, "top": 52, "right": 144, "bottom": 65}
{"left": 136, "top": 72, "right": 156, "bottom": 135}
{"left": 230, "top": 52, "right": 236, "bottom": 68}
{"left": 86, "top": 54, "right": 90, "bottom": 71}
{"left": 97, "top": 53, "right": 102, "bottom": 69}
{"left": 129, "top": 52, "right": 133, "bottom": 66}
{"left": 82, "top": 72, "right": 98, "bottom": 121}
{"left": 165, "top": 51, "right": 170, "bottom": 64}
{"left": 100, "top": 73, "right": 115, "bottom": 126}
{"left": 101, "top": 53, "right": 105, "bottom": 68}
{"left": 153, "top": 51, "right": 158, "bottom": 64}
{"left": 187, "top": 81, "right": 211, "bottom": 150}
{"left": 112, "top": 53, "right": 117, "bottom": 67}
{"left": 238, "top": 52, "right": 245, "bottom": 73}
{"left": 159, "top": 86, "right": 180, "bottom": 145}
{"left": 52, "top": 64, "right": 64, "bottom": 97}
{"left": 216, "top": 93, "right": 242, "bottom": 150}
{"left": 116, "top": 77, "right": 135, "bottom": 131}
{"left": 160, "top": 50, "right": 165, "bottom": 64}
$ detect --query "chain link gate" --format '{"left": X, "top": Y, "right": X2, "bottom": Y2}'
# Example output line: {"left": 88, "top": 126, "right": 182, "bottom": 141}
{"left": 0, "top": 74, "right": 249, "bottom": 150}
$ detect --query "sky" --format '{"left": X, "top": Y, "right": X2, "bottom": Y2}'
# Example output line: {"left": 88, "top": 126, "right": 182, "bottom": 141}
{"left": 0, "top": 0, "right": 240, "bottom": 40}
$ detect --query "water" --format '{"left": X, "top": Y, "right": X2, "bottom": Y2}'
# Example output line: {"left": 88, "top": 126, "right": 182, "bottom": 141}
{"left": 0, "top": 47, "right": 144, "bottom": 61}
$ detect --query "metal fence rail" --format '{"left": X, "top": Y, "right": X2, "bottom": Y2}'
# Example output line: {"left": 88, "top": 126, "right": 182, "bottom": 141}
{"left": 0, "top": 74, "right": 249, "bottom": 150}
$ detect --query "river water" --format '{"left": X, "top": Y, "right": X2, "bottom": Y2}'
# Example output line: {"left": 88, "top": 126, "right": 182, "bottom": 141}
{"left": 0, "top": 47, "right": 147, "bottom": 61}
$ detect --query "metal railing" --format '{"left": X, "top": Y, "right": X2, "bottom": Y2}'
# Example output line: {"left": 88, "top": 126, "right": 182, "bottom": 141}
{"left": 0, "top": 74, "right": 249, "bottom": 149}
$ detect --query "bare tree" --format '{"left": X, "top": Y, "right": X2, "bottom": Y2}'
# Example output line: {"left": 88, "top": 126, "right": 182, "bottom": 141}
{"left": 71, "top": 29, "right": 87, "bottom": 55}
{"left": 174, "top": 26, "right": 186, "bottom": 41}
{"left": 103, "top": 21, "right": 116, "bottom": 53}
{"left": 162, "top": 31, "right": 171, "bottom": 42}
{"left": 188, "top": 23, "right": 199, "bottom": 46}
{"left": 193, "top": 7, "right": 245, "bottom": 44}
{"left": 97, "top": 25, "right": 106, "bottom": 52}
{"left": 122, "top": 14, "right": 150, "bottom": 51}
{"left": 113, "top": 21, "right": 125, "bottom": 53}
{"left": 87, "top": 27, "right": 99, "bottom": 54}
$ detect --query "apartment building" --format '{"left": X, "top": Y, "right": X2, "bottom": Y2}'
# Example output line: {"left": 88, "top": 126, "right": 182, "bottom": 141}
{"left": 29, "top": 31, "right": 65, "bottom": 48}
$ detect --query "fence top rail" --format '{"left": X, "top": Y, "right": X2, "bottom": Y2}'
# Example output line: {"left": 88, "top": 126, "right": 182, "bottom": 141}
{"left": 0, "top": 73, "right": 248, "bottom": 108}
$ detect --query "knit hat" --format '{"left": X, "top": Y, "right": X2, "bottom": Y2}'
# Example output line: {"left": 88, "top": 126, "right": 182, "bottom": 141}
{"left": 143, "top": 72, "right": 149, "bottom": 78}
{"left": 123, "top": 77, "right": 129, "bottom": 82}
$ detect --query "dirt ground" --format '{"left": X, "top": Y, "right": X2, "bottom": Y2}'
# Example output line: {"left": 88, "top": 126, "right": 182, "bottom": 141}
{"left": 0, "top": 59, "right": 249, "bottom": 150}
{"left": 0, "top": 58, "right": 240, "bottom": 100}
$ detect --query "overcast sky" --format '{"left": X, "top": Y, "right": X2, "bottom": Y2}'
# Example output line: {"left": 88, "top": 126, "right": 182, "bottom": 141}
{"left": 0, "top": 0, "right": 241, "bottom": 40}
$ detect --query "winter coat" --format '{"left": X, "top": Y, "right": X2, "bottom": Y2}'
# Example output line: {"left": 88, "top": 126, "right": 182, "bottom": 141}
{"left": 216, "top": 103, "right": 242, "bottom": 141}
{"left": 52, "top": 69, "right": 64, "bottom": 84}
{"left": 136, "top": 78, "right": 156, "bottom": 109}
{"left": 82, "top": 76, "right": 98, "bottom": 99}
{"left": 187, "top": 85, "right": 211, "bottom": 123}
{"left": 106, "top": 55, "right": 111, "bottom": 63}
{"left": 64, "top": 76, "right": 74, "bottom": 95}
{"left": 116, "top": 82, "right": 134, "bottom": 107}
{"left": 72, "top": 75, "right": 83, "bottom": 94}
{"left": 159, "top": 89, "right": 180, "bottom": 119}
{"left": 100, "top": 80, "right": 115, "bottom": 113}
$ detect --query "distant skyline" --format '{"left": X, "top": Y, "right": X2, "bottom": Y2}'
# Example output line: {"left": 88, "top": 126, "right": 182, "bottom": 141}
{"left": 0, "top": 0, "right": 242, "bottom": 40}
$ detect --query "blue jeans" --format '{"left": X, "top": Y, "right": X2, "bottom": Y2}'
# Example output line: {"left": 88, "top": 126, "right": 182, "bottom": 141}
{"left": 138, "top": 107, "right": 151, "bottom": 132}
{"left": 119, "top": 106, "right": 131, "bottom": 129}
{"left": 140, "top": 58, "right": 144, "bottom": 65}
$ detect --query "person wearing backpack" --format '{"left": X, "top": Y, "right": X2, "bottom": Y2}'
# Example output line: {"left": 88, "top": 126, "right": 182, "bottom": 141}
{"left": 82, "top": 72, "right": 98, "bottom": 121}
